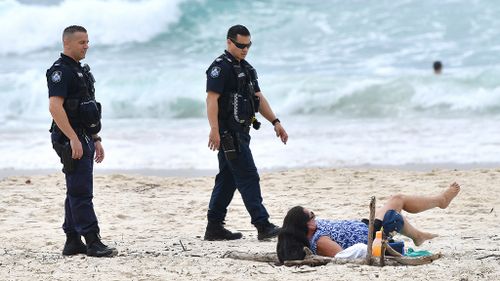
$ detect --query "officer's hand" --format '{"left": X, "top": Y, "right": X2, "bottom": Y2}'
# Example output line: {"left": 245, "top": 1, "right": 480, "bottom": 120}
{"left": 94, "top": 141, "right": 105, "bottom": 163}
{"left": 208, "top": 128, "right": 220, "bottom": 151}
{"left": 274, "top": 123, "right": 288, "bottom": 144}
{"left": 70, "top": 138, "right": 83, "bottom": 159}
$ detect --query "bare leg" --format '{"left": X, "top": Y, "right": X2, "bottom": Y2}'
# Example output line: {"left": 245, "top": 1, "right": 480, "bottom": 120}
{"left": 400, "top": 216, "right": 438, "bottom": 246}
{"left": 375, "top": 182, "right": 461, "bottom": 219}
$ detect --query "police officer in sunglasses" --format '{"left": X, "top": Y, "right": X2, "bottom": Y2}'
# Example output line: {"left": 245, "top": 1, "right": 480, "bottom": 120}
{"left": 204, "top": 25, "right": 288, "bottom": 241}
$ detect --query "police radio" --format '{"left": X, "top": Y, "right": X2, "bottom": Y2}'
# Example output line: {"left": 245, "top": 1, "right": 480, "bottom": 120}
{"left": 82, "top": 63, "right": 96, "bottom": 83}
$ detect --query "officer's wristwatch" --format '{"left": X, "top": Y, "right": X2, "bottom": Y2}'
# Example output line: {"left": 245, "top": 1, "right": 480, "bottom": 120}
{"left": 271, "top": 118, "right": 280, "bottom": 126}
{"left": 93, "top": 136, "right": 102, "bottom": 142}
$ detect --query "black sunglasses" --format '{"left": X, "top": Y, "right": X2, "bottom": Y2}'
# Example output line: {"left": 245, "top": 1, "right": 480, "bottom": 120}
{"left": 229, "top": 38, "right": 252, "bottom": 49}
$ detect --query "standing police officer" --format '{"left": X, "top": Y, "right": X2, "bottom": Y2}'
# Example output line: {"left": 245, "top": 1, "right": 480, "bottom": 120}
{"left": 47, "top": 25, "right": 117, "bottom": 257}
{"left": 204, "top": 25, "right": 289, "bottom": 241}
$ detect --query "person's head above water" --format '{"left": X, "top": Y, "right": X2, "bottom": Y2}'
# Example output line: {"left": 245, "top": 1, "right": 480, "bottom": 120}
{"left": 433, "top": 61, "right": 443, "bottom": 74}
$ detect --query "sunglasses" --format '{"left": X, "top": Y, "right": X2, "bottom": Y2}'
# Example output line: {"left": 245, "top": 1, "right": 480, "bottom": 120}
{"left": 229, "top": 38, "right": 252, "bottom": 49}
{"left": 309, "top": 211, "right": 315, "bottom": 221}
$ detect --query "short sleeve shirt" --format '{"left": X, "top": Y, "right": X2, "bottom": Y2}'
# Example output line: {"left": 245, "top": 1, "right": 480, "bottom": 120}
{"left": 205, "top": 51, "right": 261, "bottom": 96}
{"left": 47, "top": 54, "right": 80, "bottom": 98}
{"left": 309, "top": 219, "right": 369, "bottom": 255}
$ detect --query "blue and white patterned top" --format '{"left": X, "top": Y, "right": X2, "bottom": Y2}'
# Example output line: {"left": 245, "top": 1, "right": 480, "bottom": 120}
{"left": 309, "top": 219, "right": 369, "bottom": 255}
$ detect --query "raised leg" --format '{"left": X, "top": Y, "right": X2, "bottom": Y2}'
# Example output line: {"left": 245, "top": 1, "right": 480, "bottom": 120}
{"left": 400, "top": 216, "right": 438, "bottom": 246}
{"left": 375, "top": 182, "right": 460, "bottom": 219}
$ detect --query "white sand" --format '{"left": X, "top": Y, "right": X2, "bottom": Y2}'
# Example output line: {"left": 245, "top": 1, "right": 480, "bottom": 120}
{"left": 0, "top": 168, "right": 499, "bottom": 280}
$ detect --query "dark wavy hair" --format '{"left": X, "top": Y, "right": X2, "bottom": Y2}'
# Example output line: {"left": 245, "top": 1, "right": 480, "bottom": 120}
{"left": 276, "top": 206, "right": 311, "bottom": 264}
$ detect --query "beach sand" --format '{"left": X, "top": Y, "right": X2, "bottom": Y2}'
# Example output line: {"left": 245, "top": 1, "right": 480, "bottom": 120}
{"left": 0, "top": 168, "right": 499, "bottom": 280}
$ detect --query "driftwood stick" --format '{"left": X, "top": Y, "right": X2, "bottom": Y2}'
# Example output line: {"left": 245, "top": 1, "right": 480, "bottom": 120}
{"left": 223, "top": 249, "right": 368, "bottom": 267}
{"left": 387, "top": 253, "right": 443, "bottom": 266}
{"left": 284, "top": 257, "right": 332, "bottom": 267}
{"left": 179, "top": 240, "right": 187, "bottom": 251}
{"left": 223, "top": 250, "right": 441, "bottom": 267}
{"left": 285, "top": 247, "right": 339, "bottom": 267}
{"left": 284, "top": 257, "right": 366, "bottom": 267}
{"left": 222, "top": 251, "right": 278, "bottom": 263}
{"left": 385, "top": 244, "right": 403, "bottom": 257}
{"left": 379, "top": 240, "right": 386, "bottom": 267}
{"left": 477, "top": 254, "right": 500, "bottom": 260}
{"left": 366, "top": 196, "right": 376, "bottom": 265}
{"left": 303, "top": 247, "right": 314, "bottom": 258}
{"left": 283, "top": 256, "right": 405, "bottom": 267}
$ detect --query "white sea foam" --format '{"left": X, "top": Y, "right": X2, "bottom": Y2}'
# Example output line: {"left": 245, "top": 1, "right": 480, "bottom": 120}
{"left": 0, "top": 0, "right": 185, "bottom": 55}
{"left": 2, "top": 117, "right": 500, "bottom": 170}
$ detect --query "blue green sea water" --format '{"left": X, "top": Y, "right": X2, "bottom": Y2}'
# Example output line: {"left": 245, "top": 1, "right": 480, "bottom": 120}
{"left": 1, "top": 0, "right": 499, "bottom": 170}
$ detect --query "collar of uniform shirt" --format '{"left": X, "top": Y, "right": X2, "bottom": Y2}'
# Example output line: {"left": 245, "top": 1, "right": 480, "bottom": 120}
{"left": 224, "top": 50, "right": 246, "bottom": 64}
{"left": 60, "top": 53, "right": 81, "bottom": 66}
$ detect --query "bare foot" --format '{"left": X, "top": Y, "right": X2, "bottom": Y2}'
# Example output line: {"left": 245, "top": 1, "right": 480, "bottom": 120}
{"left": 413, "top": 232, "right": 439, "bottom": 246}
{"left": 439, "top": 182, "right": 461, "bottom": 209}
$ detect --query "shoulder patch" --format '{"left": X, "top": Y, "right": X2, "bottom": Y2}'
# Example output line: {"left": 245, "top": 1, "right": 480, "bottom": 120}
{"left": 215, "top": 58, "right": 222, "bottom": 62}
{"left": 210, "top": 66, "right": 221, "bottom": 78}
{"left": 51, "top": 71, "right": 62, "bottom": 83}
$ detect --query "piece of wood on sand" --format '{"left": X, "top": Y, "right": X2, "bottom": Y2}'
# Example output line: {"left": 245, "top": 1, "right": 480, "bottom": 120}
{"left": 366, "top": 196, "right": 376, "bottom": 265}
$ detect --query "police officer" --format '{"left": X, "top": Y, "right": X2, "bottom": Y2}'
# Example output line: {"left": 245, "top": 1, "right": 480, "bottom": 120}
{"left": 47, "top": 25, "right": 116, "bottom": 257}
{"left": 204, "top": 25, "right": 289, "bottom": 241}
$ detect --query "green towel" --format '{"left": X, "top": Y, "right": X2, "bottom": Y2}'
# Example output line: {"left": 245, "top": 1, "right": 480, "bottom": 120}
{"left": 405, "top": 247, "right": 432, "bottom": 257}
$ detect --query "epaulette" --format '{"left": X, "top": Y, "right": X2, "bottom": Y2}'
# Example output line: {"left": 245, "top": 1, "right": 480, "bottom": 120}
{"left": 214, "top": 53, "right": 232, "bottom": 64}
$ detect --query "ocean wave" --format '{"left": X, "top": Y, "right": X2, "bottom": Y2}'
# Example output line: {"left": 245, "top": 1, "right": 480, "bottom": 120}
{"left": 3, "top": 69, "right": 500, "bottom": 122}
{"left": 274, "top": 74, "right": 500, "bottom": 118}
{"left": 0, "top": 0, "right": 186, "bottom": 55}
{"left": 2, "top": 0, "right": 500, "bottom": 122}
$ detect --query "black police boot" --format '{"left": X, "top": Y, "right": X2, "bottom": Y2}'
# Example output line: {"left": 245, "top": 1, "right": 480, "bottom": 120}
{"left": 204, "top": 222, "right": 243, "bottom": 241}
{"left": 62, "top": 232, "right": 87, "bottom": 256}
{"left": 84, "top": 232, "right": 118, "bottom": 257}
{"left": 256, "top": 221, "right": 281, "bottom": 241}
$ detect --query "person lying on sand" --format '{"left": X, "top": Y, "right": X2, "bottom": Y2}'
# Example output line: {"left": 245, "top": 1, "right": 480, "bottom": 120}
{"left": 277, "top": 182, "right": 461, "bottom": 263}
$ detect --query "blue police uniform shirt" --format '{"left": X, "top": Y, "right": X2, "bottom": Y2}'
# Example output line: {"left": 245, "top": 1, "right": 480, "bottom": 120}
{"left": 47, "top": 53, "right": 81, "bottom": 98}
{"left": 206, "top": 50, "right": 260, "bottom": 96}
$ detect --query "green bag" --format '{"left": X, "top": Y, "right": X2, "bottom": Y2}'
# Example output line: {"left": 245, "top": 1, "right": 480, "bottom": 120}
{"left": 405, "top": 248, "right": 432, "bottom": 257}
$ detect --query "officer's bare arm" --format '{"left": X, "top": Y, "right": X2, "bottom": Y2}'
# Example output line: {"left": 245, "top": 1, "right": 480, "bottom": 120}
{"left": 206, "top": 91, "right": 221, "bottom": 150}
{"left": 49, "top": 96, "right": 79, "bottom": 142}
{"left": 206, "top": 91, "right": 220, "bottom": 130}
{"left": 255, "top": 92, "right": 277, "bottom": 122}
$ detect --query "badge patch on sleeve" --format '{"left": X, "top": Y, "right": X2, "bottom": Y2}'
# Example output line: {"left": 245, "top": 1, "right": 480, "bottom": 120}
{"left": 210, "top": 66, "right": 221, "bottom": 78}
{"left": 51, "top": 71, "right": 62, "bottom": 83}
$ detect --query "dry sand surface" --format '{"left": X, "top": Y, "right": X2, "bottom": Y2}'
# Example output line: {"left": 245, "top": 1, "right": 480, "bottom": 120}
{"left": 0, "top": 168, "right": 499, "bottom": 280}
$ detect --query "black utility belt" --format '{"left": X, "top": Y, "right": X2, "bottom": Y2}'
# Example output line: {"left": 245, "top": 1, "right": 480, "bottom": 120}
{"left": 220, "top": 123, "right": 251, "bottom": 134}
